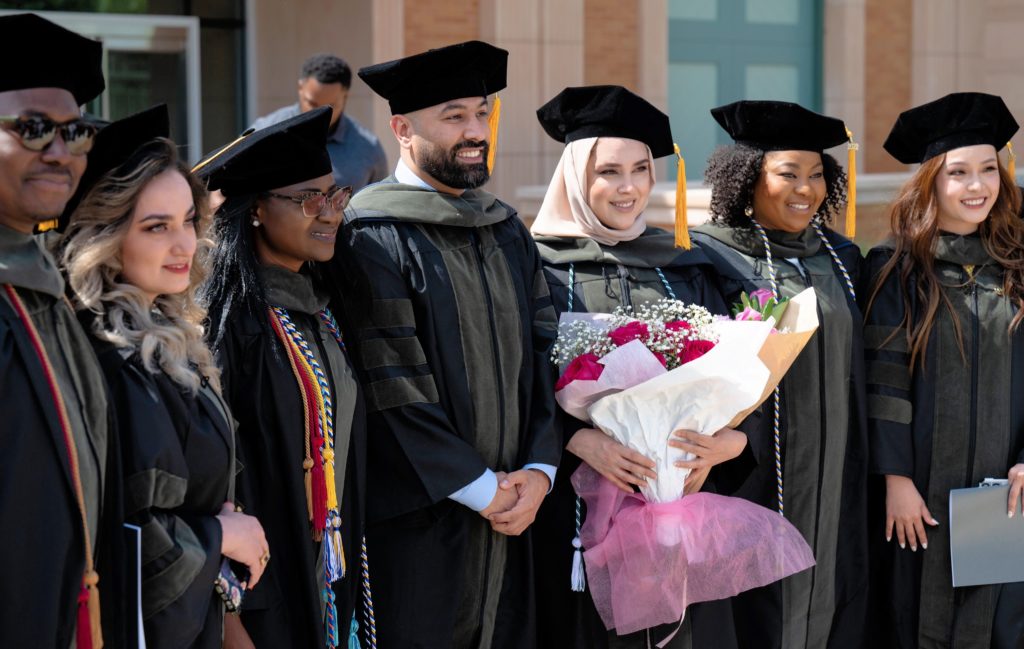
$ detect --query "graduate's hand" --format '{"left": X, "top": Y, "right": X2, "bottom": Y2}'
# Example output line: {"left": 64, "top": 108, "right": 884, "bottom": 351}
{"left": 217, "top": 501, "right": 270, "bottom": 589}
{"left": 683, "top": 466, "right": 712, "bottom": 495}
{"left": 567, "top": 427, "right": 657, "bottom": 494}
{"left": 488, "top": 469, "right": 551, "bottom": 536}
{"left": 1007, "top": 464, "right": 1024, "bottom": 517}
{"left": 885, "top": 475, "right": 939, "bottom": 552}
{"left": 223, "top": 611, "right": 255, "bottom": 649}
{"left": 670, "top": 428, "right": 748, "bottom": 470}
{"left": 479, "top": 474, "right": 518, "bottom": 520}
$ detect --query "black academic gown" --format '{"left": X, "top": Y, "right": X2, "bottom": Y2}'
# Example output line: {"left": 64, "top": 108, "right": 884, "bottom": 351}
{"left": 0, "top": 224, "right": 125, "bottom": 649}
{"left": 691, "top": 224, "right": 869, "bottom": 649}
{"left": 864, "top": 235, "right": 1024, "bottom": 649}
{"left": 531, "top": 227, "right": 746, "bottom": 649}
{"left": 89, "top": 326, "right": 233, "bottom": 649}
{"left": 329, "top": 178, "right": 560, "bottom": 649}
{"left": 216, "top": 266, "right": 366, "bottom": 649}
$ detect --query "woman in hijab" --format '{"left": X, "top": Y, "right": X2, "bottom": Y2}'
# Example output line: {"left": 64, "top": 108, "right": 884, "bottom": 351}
{"left": 530, "top": 85, "right": 750, "bottom": 649}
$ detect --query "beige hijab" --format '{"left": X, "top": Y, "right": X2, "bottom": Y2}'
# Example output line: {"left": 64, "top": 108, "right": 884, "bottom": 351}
{"left": 530, "top": 137, "right": 656, "bottom": 246}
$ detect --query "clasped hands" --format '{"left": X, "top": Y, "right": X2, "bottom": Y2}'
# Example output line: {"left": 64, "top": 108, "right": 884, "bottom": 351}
{"left": 567, "top": 426, "right": 748, "bottom": 495}
{"left": 480, "top": 468, "right": 550, "bottom": 536}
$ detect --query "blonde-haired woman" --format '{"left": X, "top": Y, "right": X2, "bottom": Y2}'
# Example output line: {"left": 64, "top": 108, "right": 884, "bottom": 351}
{"left": 61, "top": 107, "right": 267, "bottom": 649}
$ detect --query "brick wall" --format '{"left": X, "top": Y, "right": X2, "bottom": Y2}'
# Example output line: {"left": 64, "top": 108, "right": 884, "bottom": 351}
{"left": 864, "top": 0, "right": 912, "bottom": 173}
{"left": 583, "top": 0, "right": 639, "bottom": 89}
{"left": 403, "top": 0, "right": 480, "bottom": 55}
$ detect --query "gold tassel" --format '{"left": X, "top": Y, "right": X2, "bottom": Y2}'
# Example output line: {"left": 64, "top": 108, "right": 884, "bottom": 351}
{"left": 1008, "top": 141, "right": 1016, "bottom": 179}
{"left": 845, "top": 127, "right": 858, "bottom": 240}
{"left": 86, "top": 569, "right": 103, "bottom": 649}
{"left": 35, "top": 218, "right": 59, "bottom": 233}
{"left": 487, "top": 94, "right": 502, "bottom": 174}
{"left": 303, "top": 457, "right": 314, "bottom": 523}
{"left": 674, "top": 144, "right": 690, "bottom": 249}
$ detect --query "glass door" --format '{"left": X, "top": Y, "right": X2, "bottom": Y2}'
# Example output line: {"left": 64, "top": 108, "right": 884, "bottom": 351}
{"left": 667, "top": 0, "right": 822, "bottom": 179}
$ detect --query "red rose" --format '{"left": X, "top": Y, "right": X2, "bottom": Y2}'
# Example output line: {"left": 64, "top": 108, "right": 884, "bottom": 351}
{"left": 679, "top": 339, "right": 716, "bottom": 365}
{"left": 555, "top": 353, "right": 604, "bottom": 391}
{"left": 665, "top": 320, "right": 691, "bottom": 333}
{"left": 608, "top": 321, "right": 650, "bottom": 346}
{"left": 652, "top": 351, "right": 668, "bottom": 367}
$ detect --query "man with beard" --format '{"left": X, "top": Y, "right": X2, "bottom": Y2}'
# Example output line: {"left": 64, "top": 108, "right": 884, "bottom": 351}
{"left": 328, "top": 40, "right": 560, "bottom": 648}
{"left": 0, "top": 13, "right": 123, "bottom": 649}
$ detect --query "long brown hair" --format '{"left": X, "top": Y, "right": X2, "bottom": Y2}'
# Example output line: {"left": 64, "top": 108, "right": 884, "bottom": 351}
{"left": 866, "top": 153, "right": 1024, "bottom": 369}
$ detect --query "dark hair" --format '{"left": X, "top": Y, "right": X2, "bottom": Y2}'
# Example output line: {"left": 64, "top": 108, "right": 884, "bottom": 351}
{"left": 301, "top": 53, "right": 352, "bottom": 88}
{"left": 703, "top": 143, "right": 848, "bottom": 228}
{"left": 865, "top": 154, "right": 1024, "bottom": 369}
{"left": 201, "top": 194, "right": 267, "bottom": 350}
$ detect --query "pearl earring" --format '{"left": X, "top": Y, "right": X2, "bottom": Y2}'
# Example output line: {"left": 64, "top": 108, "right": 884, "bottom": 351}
{"left": 744, "top": 205, "right": 754, "bottom": 218}
{"left": 251, "top": 218, "right": 260, "bottom": 227}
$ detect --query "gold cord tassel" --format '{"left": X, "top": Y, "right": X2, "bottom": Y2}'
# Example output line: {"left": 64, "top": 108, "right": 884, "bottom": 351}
{"left": 487, "top": 94, "right": 502, "bottom": 174}
{"left": 87, "top": 569, "right": 103, "bottom": 649}
{"left": 845, "top": 127, "right": 858, "bottom": 240}
{"left": 1008, "top": 141, "right": 1016, "bottom": 180}
{"left": 674, "top": 143, "right": 690, "bottom": 249}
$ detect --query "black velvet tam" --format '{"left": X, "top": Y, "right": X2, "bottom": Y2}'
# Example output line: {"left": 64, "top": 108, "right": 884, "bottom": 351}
{"left": 358, "top": 40, "right": 507, "bottom": 115}
{"left": 194, "top": 106, "right": 332, "bottom": 197}
{"left": 0, "top": 13, "right": 104, "bottom": 105}
{"left": 883, "top": 92, "right": 1019, "bottom": 164}
{"left": 537, "top": 85, "right": 675, "bottom": 159}
{"left": 59, "top": 104, "right": 170, "bottom": 231}
{"left": 711, "top": 100, "right": 848, "bottom": 153}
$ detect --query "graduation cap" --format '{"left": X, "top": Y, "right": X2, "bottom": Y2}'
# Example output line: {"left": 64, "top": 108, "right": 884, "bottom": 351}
{"left": 537, "top": 85, "right": 674, "bottom": 158}
{"left": 39, "top": 105, "right": 172, "bottom": 234}
{"left": 538, "top": 85, "right": 691, "bottom": 248}
{"left": 883, "top": 92, "right": 1019, "bottom": 166}
{"left": 711, "top": 99, "right": 860, "bottom": 238}
{"left": 0, "top": 14, "right": 104, "bottom": 105}
{"left": 358, "top": 40, "right": 507, "bottom": 115}
{"left": 193, "top": 106, "right": 332, "bottom": 197}
{"left": 711, "top": 100, "right": 848, "bottom": 152}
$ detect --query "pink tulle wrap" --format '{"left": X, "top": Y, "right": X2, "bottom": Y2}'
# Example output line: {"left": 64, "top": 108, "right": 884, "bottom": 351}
{"left": 572, "top": 464, "right": 816, "bottom": 636}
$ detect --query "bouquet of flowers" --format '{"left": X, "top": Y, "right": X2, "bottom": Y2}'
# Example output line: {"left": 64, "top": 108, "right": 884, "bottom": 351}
{"left": 554, "top": 288, "right": 820, "bottom": 636}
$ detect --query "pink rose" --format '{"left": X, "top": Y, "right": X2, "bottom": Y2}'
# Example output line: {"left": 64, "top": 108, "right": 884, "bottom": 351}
{"left": 749, "top": 288, "right": 775, "bottom": 309}
{"left": 680, "top": 339, "right": 716, "bottom": 365}
{"left": 608, "top": 321, "right": 650, "bottom": 346}
{"left": 665, "top": 320, "right": 691, "bottom": 333}
{"left": 555, "top": 353, "right": 604, "bottom": 391}
{"left": 734, "top": 306, "right": 763, "bottom": 321}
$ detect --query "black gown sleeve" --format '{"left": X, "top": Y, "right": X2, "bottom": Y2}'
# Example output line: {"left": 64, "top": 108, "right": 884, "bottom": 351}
{"left": 341, "top": 224, "right": 498, "bottom": 513}
{"left": 860, "top": 247, "right": 916, "bottom": 478}
{"left": 111, "top": 360, "right": 223, "bottom": 648}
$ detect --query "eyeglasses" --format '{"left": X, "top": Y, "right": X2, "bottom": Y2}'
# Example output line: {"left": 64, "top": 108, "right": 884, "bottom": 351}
{"left": 0, "top": 115, "right": 98, "bottom": 155}
{"left": 265, "top": 184, "right": 352, "bottom": 218}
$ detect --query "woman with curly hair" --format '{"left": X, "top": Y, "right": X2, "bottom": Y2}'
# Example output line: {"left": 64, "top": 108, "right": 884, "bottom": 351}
{"left": 690, "top": 100, "right": 868, "bottom": 649}
{"left": 60, "top": 106, "right": 268, "bottom": 648}
{"left": 198, "top": 106, "right": 370, "bottom": 649}
{"left": 864, "top": 92, "right": 1024, "bottom": 649}
{"left": 529, "top": 85, "right": 752, "bottom": 649}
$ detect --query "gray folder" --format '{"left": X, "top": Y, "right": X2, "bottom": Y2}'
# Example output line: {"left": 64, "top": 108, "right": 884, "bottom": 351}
{"left": 949, "top": 483, "right": 1024, "bottom": 587}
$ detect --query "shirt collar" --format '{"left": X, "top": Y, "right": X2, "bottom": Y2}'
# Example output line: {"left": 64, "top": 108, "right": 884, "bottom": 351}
{"left": 394, "top": 159, "right": 437, "bottom": 192}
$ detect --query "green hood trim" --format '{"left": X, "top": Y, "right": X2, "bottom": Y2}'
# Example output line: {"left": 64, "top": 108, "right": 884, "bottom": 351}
{"left": 0, "top": 224, "right": 64, "bottom": 298}
{"left": 350, "top": 177, "right": 511, "bottom": 228}
{"left": 934, "top": 233, "right": 992, "bottom": 267}
{"left": 259, "top": 265, "right": 327, "bottom": 314}
{"left": 693, "top": 222, "right": 822, "bottom": 259}
{"left": 534, "top": 227, "right": 711, "bottom": 268}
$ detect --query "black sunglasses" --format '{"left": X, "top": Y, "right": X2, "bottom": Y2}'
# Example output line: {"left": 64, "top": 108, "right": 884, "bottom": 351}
{"left": 0, "top": 115, "right": 98, "bottom": 155}
{"left": 265, "top": 185, "right": 353, "bottom": 218}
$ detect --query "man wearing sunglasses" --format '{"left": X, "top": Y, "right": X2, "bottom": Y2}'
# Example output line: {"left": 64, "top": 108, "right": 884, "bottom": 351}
{"left": 330, "top": 41, "right": 559, "bottom": 648}
{"left": 0, "top": 13, "right": 122, "bottom": 649}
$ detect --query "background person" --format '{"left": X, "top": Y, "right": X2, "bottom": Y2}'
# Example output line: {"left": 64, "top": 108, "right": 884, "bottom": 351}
{"left": 251, "top": 53, "right": 388, "bottom": 192}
